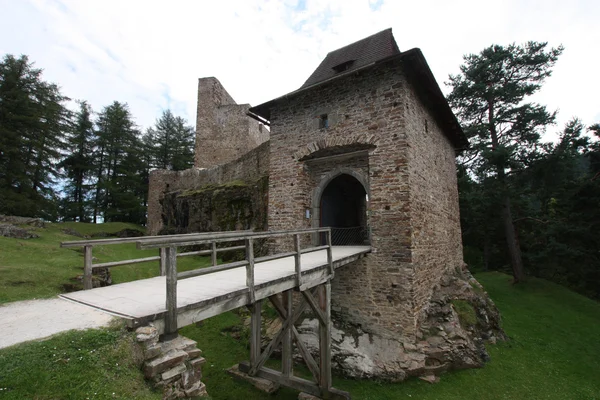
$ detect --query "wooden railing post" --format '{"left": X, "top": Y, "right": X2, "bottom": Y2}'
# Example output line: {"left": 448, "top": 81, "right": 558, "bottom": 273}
{"left": 294, "top": 234, "right": 301, "bottom": 287}
{"left": 159, "top": 247, "right": 166, "bottom": 276}
{"left": 83, "top": 245, "right": 93, "bottom": 290}
{"left": 211, "top": 241, "right": 217, "bottom": 266}
{"left": 164, "top": 246, "right": 178, "bottom": 340}
{"left": 245, "top": 238, "right": 255, "bottom": 303}
{"left": 326, "top": 229, "right": 334, "bottom": 278}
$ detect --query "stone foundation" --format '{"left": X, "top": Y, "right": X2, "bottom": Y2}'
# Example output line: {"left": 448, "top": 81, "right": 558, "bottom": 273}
{"left": 135, "top": 326, "right": 208, "bottom": 399}
{"left": 293, "top": 264, "right": 505, "bottom": 381}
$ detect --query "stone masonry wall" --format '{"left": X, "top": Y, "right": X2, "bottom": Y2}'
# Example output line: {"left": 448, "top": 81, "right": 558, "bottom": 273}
{"left": 195, "top": 77, "right": 269, "bottom": 169}
{"left": 159, "top": 176, "right": 268, "bottom": 235}
{"left": 147, "top": 142, "right": 269, "bottom": 235}
{"left": 268, "top": 59, "right": 419, "bottom": 337}
{"left": 403, "top": 80, "right": 465, "bottom": 322}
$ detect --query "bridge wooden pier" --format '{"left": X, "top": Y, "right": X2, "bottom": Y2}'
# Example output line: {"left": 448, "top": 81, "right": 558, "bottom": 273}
{"left": 61, "top": 228, "right": 370, "bottom": 399}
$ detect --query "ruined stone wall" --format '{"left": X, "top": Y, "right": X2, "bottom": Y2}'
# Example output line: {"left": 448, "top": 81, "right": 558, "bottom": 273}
{"left": 160, "top": 176, "right": 268, "bottom": 235}
{"left": 195, "top": 77, "right": 269, "bottom": 169}
{"left": 403, "top": 80, "right": 464, "bottom": 321}
{"left": 147, "top": 142, "right": 269, "bottom": 235}
{"left": 268, "top": 60, "right": 419, "bottom": 337}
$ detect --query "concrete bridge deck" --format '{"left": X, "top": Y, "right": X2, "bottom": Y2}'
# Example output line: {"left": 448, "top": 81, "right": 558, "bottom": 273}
{"left": 60, "top": 246, "right": 370, "bottom": 333}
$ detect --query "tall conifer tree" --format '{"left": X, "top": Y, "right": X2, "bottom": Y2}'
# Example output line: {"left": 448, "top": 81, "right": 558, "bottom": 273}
{"left": 145, "top": 110, "right": 194, "bottom": 170}
{"left": 60, "top": 101, "right": 94, "bottom": 221}
{"left": 448, "top": 42, "right": 563, "bottom": 282}
{"left": 0, "top": 54, "right": 69, "bottom": 219}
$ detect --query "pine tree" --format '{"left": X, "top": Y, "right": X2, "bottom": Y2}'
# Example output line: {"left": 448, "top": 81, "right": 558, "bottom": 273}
{"left": 0, "top": 54, "right": 69, "bottom": 219}
{"left": 60, "top": 101, "right": 94, "bottom": 221}
{"left": 448, "top": 42, "right": 563, "bottom": 282}
{"left": 92, "top": 101, "right": 146, "bottom": 224}
{"left": 145, "top": 110, "right": 195, "bottom": 170}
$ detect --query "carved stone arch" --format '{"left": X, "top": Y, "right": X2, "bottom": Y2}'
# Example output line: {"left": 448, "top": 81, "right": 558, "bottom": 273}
{"left": 294, "top": 133, "right": 379, "bottom": 161}
{"left": 311, "top": 167, "right": 370, "bottom": 232}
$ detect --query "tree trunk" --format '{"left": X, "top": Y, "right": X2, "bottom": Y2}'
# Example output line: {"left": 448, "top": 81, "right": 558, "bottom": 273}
{"left": 483, "top": 233, "right": 491, "bottom": 271}
{"left": 501, "top": 194, "right": 526, "bottom": 282}
{"left": 488, "top": 96, "right": 526, "bottom": 283}
{"left": 93, "top": 147, "right": 105, "bottom": 224}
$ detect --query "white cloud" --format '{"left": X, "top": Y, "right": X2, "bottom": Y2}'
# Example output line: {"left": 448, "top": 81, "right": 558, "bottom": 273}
{"left": 0, "top": 0, "right": 598, "bottom": 138}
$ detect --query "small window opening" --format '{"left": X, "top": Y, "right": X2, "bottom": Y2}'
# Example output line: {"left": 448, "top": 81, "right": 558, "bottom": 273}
{"left": 319, "top": 114, "right": 329, "bottom": 129}
{"left": 332, "top": 60, "right": 355, "bottom": 73}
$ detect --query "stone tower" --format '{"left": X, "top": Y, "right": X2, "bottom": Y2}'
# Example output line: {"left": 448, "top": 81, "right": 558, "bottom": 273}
{"left": 249, "top": 28, "right": 503, "bottom": 379}
{"left": 194, "top": 77, "right": 269, "bottom": 168}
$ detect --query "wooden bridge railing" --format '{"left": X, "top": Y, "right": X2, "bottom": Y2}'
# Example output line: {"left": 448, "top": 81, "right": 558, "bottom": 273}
{"left": 136, "top": 227, "right": 333, "bottom": 339}
{"left": 60, "top": 230, "right": 252, "bottom": 290}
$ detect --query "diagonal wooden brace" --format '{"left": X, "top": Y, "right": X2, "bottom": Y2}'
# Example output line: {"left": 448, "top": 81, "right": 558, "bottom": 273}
{"left": 269, "top": 291, "right": 321, "bottom": 381}
{"left": 249, "top": 294, "right": 310, "bottom": 376}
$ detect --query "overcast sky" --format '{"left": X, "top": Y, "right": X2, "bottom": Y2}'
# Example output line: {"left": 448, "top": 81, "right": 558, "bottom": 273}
{"left": 1, "top": 0, "right": 598, "bottom": 139}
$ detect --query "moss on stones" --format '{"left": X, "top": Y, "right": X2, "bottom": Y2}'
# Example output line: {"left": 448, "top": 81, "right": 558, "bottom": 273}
{"left": 451, "top": 299, "right": 478, "bottom": 327}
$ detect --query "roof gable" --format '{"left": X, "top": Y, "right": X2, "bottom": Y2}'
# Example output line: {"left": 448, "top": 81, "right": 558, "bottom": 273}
{"left": 248, "top": 30, "right": 468, "bottom": 151}
{"left": 300, "top": 28, "right": 400, "bottom": 89}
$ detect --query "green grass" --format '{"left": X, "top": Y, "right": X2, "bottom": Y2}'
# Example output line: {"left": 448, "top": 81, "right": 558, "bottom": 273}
{"left": 0, "top": 323, "right": 161, "bottom": 399}
{"left": 180, "top": 272, "right": 600, "bottom": 400}
{"left": 1, "top": 223, "right": 599, "bottom": 399}
{"left": 0, "top": 222, "right": 210, "bottom": 303}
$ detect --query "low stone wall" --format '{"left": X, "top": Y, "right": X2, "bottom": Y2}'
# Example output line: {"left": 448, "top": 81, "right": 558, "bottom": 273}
{"left": 159, "top": 176, "right": 268, "bottom": 236}
{"left": 135, "top": 326, "right": 207, "bottom": 399}
{"left": 147, "top": 141, "right": 270, "bottom": 235}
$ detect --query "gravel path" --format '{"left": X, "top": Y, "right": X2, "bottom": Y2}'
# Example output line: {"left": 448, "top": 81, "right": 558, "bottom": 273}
{"left": 0, "top": 297, "right": 115, "bottom": 349}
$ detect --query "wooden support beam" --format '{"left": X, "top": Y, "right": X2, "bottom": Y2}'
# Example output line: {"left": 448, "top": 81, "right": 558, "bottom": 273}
{"left": 164, "top": 246, "right": 178, "bottom": 340}
{"left": 249, "top": 300, "right": 262, "bottom": 369}
{"left": 250, "top": 294, "right": 309, "bottom": 376}
{"left": 282, "top": 290, "right": 293, "bottom": 377}
{"left": 302, "top": 289, "right": 327, "bottom": 325}
{"left": 269, "top": 291, "right": 320, "bottom": 382}
{"left": 318, "top": 282, "right": 332, "bottom": 392}
{"left": 83, "top": 245, "right": 93, "bottom": 290}
{"left": 238, "top": 363, "right": 350, "bottom": 400}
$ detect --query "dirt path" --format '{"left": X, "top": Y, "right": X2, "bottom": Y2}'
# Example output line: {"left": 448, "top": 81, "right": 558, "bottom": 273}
{"left": 0, "top": 298, "right": 115, "bottom": 349}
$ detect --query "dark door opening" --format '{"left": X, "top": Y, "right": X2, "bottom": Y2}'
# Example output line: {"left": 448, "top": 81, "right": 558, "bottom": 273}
{"left": 320, "top": 174, "right": 368, "bottom": 245}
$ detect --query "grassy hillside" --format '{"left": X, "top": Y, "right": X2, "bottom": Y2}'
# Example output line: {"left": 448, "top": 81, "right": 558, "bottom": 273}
{"left": 182, "top": 271, "right": 600, "bottom": 400}
{"left": 0, "top": 221, "right": 209, "bottom": 303}
{"left": 0, "top": 324, "right": 161, "bottom": 400}
{"left": 1, "top": 223, "right": 599, "bottom": 399}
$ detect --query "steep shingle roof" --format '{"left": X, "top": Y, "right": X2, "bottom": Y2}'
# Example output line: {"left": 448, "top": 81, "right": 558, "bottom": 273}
{"left": 248, "top": 30, "right": 468, "bottom": 150}
{"left": 300, "top": 28, "right": 400, "bottom": 89}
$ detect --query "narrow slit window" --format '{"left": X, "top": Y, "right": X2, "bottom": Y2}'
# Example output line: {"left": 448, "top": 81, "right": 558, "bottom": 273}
{"left": 319, "top": 114, "right": 329, "bottom": 129}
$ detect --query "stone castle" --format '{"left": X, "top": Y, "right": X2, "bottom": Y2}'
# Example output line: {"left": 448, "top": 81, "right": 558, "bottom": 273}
{"left": 147, "top": 29, "right": 503, "bottom": 381}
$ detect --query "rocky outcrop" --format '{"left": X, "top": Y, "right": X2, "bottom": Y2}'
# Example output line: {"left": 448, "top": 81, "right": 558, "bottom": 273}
{"left": 0, "top": 223, "right": 39, "bottom": 239}
{"left": 0, "top": 215, "right": 45, "bottom": 228}
{"left": 294, "top": 265, "right": 505, "bottom": 382}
